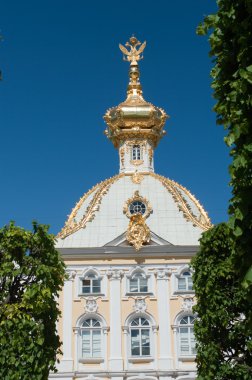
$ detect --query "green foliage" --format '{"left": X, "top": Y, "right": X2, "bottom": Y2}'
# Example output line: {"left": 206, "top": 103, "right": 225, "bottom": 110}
{"left": 192, "top": 1, "right": 252, "bottom": 378}
{"left": 192, "top": 224, "right": 252, "bottom": 379}
{"left": 0, "top": 222, "right": 66, "bottom": 380}
{"left": 197, "top": 0, "right": 252, "bottom": 282}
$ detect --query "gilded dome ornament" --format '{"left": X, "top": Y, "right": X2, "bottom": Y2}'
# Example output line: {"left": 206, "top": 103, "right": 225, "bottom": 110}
{"left": 103, "top": 36, "right": 169, "bottom": 149}
{"left": 119, "top": 36, "right": 146, "bottom": 65}
{"left": 131, "top": 171, "right": 144, "bottom": 184}
{"left": 123, "top": 190, "right": 152, "bottom": 219}
{"left": 57, "top": 174, "right": 123, "bottom": 239}
{"left": 149, "top": 173, "right": 212, "bottom": 231}
{"left": 126, "top": 214, "right": 151, "bottom": 251}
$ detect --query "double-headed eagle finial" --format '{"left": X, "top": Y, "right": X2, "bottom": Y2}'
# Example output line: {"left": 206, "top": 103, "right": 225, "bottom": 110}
{"left": 119, "top": 36, "right": 146, "bottom": 65}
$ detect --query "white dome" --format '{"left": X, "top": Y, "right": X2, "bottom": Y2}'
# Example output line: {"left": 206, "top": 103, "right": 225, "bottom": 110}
{"left": 56, "top": 172, "right": 211, "bottom": 248}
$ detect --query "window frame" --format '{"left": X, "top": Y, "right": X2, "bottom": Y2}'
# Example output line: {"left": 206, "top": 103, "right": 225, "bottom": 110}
{"left": 129, "top": 200, "right": 147, "bottom": 216}
{"left": 79, "top": 271, "right": 103, "bottom": 296}
{"left": 174, "top": 267, "right": 194, "bottom": 294}
{"left": 80, "top": 318, "right": 102, "bottom": 359}
{"left": 129, "top": 272, "right": 148, "bottom": 294}
{"left": 178, "top": 315, "right": 196, "bottom": 357}
{"left": 76, "top": 314, "right": 108, "bottom": 366}
{"left": 126, "top": 268, "right": 152, "bottom": 295}
{"left": 124, "top": 313, "right": 157, "bottom": 363}
{"left": 132, "top": 144, "right": 141, "bottom": 161}
{"left": 130, "top": 317, "right": 151, "bottom": 357}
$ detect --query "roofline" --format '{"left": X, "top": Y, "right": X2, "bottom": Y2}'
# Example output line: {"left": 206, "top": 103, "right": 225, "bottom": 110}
{"left": 57, "top": 245, "right": 199, "bottom": 260}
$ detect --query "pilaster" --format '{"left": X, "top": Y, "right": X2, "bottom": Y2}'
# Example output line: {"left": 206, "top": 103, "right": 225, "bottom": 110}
{"left": 107, "top": 269, "right": 124, "bottom": 370}
{"left": 59, "top": 270, "right": 76, "bottom": 372}
{"left": 155, "top": 268, "right": 173, "bottom": 370}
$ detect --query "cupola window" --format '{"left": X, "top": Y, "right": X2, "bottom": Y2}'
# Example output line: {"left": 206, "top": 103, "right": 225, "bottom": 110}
{"left": 129, "top": 201, "right": 146, "bottom": 215}
{"left": 132, "top": 145, "right": 141, "bottom": 160}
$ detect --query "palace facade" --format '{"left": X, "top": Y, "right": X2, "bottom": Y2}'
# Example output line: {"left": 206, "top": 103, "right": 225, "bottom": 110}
{"left": 52, "top": 36, "right": 211, "bottom": 380}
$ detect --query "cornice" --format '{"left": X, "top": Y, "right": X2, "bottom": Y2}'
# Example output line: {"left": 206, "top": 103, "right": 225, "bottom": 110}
{"left": 57, "top": 245, "right": 199, "bottom": 260}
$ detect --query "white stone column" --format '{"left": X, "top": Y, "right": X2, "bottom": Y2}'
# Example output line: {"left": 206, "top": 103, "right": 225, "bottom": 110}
{"left": 60, "top": 270, "right": 76, "bottom": 372}
{"left": 155, "top": 268, "right": 173, "bottom": 369}
{"left": 107, "top": 269, "right": 124, "bottom": 371}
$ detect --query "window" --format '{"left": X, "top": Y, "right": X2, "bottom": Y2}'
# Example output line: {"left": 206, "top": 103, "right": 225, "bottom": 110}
{"left": 129, "top": 201, "right": 146, "bottom": 216}
{"left": 130, "top": 317, "right": 150, "bottom": 356}
{"left": 132, "top": 145, "right": 141, "bottom": 160}
{"left": 129, "top": 273, "right": 148, "bottom": 293}
{"left": 178, "top": 271, "right": 193, "bottom": 291}
{"left": 178, "top": 315, "right": 196, "bottom": 356}
{"left": 81, "top": 272, "right": 101, "bottom": 294}
{"left": 81, "top": 318, "right": 102, "bottom": 358}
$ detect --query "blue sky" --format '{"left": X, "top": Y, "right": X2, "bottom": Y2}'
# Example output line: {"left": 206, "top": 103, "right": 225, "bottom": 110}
{"left": 0, "top": 0, "right": 231, "bottom": 234}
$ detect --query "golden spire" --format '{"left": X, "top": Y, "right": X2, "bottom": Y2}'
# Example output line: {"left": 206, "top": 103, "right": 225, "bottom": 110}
{"left": 119, "top": 36, "right": 146, "bottom": 97}
{"left": 103, "top": 36, "right": 169, "bottom": 148}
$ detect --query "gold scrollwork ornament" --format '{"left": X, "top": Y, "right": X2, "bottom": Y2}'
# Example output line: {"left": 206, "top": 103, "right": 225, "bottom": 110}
{"left": 131, "top": 172, "right": 144, "bottom": 184}
{"left": 130, "top": 159, "right": 143, "bottom": 166}
{"left": 126, "top": 214, "right": 151, "bottom": 251}
{"left": 120, "top": 147, "right": 125, "bottom": 167}
{"left": 123, "top": 190, "right": 152, "bottom": 219}
{"left": 148, "top": 147, "right": 153, "bottom": 165}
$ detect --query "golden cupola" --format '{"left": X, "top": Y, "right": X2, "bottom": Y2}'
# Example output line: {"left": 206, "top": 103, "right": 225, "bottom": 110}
{"left": 104, "top": 36, "right": 169, "bottom": 174}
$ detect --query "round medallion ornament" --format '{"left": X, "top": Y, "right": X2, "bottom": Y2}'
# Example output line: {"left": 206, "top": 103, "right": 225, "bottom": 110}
{"left": 129, "top": 201, "right": 146, "bottom": 216}
{"left": 123, "top": 191, "right": 152, "bottom": 219}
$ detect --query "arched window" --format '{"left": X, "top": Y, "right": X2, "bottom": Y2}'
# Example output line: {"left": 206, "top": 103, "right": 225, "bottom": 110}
{"left": 132, "top": 145, "right": 141, "bottom": 160}
{"left": 130, "top": 317, "right": 150, "bottom": 356}
{"left": 81, "top": 272, "right": 101, "bottom": 294}
{"left": 129, "top": 272, "right": 148, "bottom": 293}
{"left": 81, "top": 318, "right": 102, "bottom": 358}
{"left": 178, "top": 270, "right": 193, "bottom": 291}
{"left": 178, "top": 315, "right": 196, "bottom": 356}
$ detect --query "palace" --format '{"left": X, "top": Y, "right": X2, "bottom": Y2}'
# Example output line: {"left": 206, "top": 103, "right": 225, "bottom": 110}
{"left": 52, "top": 36, "right": 211, "bottom": 380}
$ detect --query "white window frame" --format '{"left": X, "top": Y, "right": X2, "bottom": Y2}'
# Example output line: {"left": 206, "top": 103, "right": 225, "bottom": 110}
{"left": 126, "top": 267, "right": 152, "bottom": 295}
{"left": 178, "top": 315, "right": 196, "bottom": 357}
{"left": 174, "top": 266, "right": 194, "bottom": 294}
{"left": 75, "top": 313, "right": 108, "bottom": 367}
{"left": 80, "top": 318, "right": 102, "bottom": 359}
{"left": 129, "top": 317, "right": 151, "bottom": 357}
{"left": 132, "top": 145, "right": 141, "bottom": 161}
{"left": 129, "top": 200, "right": 147, "bottom": 216}
{"left": 129, "top": 273, "right": 148, "bottom": 293}
{"left": 79, "top": 269, "right": 103, "bottom": 296}
{"left": 123, "top": 312, "right": 157, "bottom": 365}
{"left": 173, "top": 312, "right": 196, "bottom": 363}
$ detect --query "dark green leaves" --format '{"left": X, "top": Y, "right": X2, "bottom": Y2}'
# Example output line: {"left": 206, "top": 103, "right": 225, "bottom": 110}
{"left": 192, "top": 225, "right": 252, "bottom": 379}
{"left": 194, "top": 1, "right": 252, "bottom": 378}
{"left": 0, "top": 222, "right": 66, "bottom": 380}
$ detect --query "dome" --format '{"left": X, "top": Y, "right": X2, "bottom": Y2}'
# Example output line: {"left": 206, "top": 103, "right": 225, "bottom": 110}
{"left": 56, "top": 36, "right": 212, "bottom": 251}
{"left": 56, "top": 172, "right": 211, "bottom": 248}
